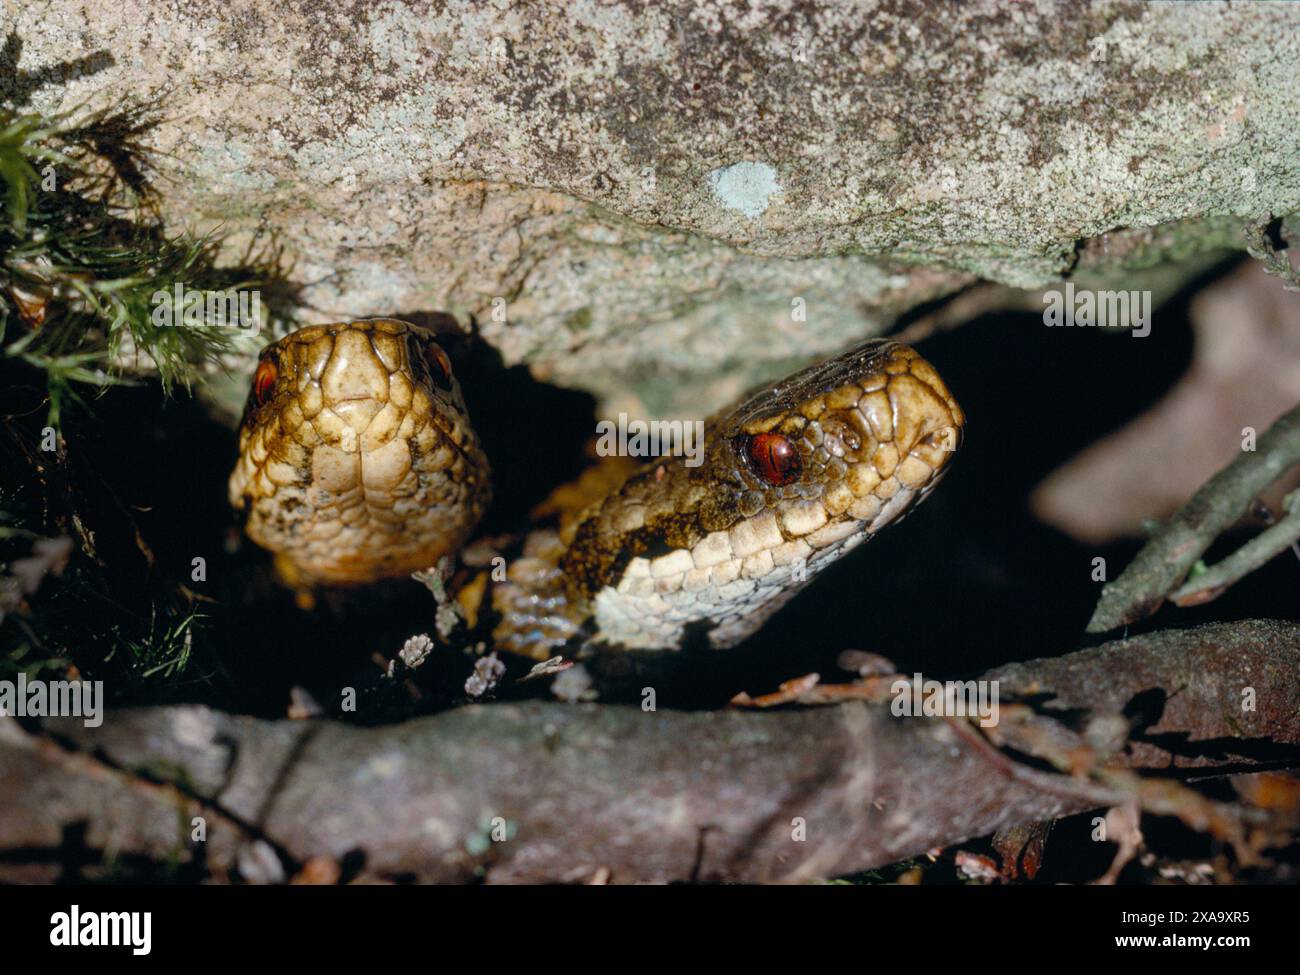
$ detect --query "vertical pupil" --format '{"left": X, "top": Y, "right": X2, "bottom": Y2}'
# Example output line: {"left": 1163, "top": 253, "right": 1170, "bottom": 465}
{"left": 254, "top": 361, "right": 276, "bottom": 404}
{"left": 746, "top": 433, "right": 800, "bottom": 485}
{"left": 423, "top": 343, "right": 452, "bottom": 389}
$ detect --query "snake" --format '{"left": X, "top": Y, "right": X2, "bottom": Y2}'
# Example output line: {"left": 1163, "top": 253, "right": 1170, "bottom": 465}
{"left": 229, "top": 318, "right": 964, "bottom": 661}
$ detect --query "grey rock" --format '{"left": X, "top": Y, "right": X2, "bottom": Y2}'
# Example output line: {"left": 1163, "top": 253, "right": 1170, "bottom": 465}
{"left": 9, "top": 1, "right": 1298, "bottom": 414}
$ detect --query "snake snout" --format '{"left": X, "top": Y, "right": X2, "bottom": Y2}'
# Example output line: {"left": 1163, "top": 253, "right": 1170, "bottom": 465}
{"left": 320, "top": 328, "right": 393, "bottom": 407}
{"left": 803, "top": 345, "right": 964, "bottom": 538}
{"left": 873, "top": 350, "right": 963, "bottom": 500}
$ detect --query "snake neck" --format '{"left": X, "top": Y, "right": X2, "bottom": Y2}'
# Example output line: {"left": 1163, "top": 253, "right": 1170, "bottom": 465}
{"left": 559, "top": 462, "right": 717, "bottom": 600}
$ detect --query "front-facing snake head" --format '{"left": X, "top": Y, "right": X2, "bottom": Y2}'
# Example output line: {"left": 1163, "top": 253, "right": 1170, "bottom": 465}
{"left": 561, "top": 340, "right": 964, "bottom": 650}
{"left": 228, "top": 319, "right": 491, "bottom": 587}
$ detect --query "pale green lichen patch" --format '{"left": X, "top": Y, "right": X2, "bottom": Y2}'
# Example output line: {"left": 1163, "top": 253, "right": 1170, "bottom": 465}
{"left": 708, "top": 162, "right": 781, "bottom": 220}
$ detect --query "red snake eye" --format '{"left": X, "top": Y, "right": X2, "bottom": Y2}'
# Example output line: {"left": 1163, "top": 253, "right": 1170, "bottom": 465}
{"left": 743, "top": 432, "right": 802, "bottom": 486}
{"left": 424, "top": 343, "right": 453, "bottom": 390}
{"left": 253, "top": 359, "right": 277, "bottom": 407}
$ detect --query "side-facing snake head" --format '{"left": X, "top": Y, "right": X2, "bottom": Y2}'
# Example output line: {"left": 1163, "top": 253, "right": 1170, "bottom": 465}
{"left": 704, "top": 339, "right": 964, "bottom": 541}
{"left": 562, "top": 339, "right": 964, "bottom": 650}
{"left": 228, "top": 319, "right": 491, "bottom": 587}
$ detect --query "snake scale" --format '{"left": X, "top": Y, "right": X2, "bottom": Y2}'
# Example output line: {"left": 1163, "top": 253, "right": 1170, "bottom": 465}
{"left": 229, "top": 319, "right": 964, "bottom": 662}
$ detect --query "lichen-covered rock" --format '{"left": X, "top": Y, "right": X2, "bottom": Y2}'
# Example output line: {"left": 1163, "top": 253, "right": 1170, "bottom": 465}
{"left": 7, "top": 1, "right": 1298, "bottom": 413}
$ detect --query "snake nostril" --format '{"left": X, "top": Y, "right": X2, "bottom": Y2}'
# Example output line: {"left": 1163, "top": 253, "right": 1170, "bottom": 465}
{"left": 819, "top": 411, "right": 864, "bottom": 458}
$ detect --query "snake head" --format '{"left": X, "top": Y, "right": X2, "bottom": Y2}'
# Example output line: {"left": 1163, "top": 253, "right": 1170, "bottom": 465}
{"left": 699, "top": 339, "right": 965, "bottom": 539}
{"left": 229, "top": 319, "right": 491, "bottom": 587}
{"left": 563, "top": 339, "right": 964, "bottom": 650}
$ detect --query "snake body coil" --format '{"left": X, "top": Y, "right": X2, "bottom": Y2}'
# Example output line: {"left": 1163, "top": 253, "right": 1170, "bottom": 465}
{"left": 231, "top": 320, "right": 964, "bottom": 658}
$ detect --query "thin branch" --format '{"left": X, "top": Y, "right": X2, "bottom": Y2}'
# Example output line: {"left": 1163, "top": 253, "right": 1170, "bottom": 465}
{"left": 1171, "top": 490, "right": 1300, "bottom": 606}
{"left": 1087, "top": 403, "right": 1300, "bottom": 632}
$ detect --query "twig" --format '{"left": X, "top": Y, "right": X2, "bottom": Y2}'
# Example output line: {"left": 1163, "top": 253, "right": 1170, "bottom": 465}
{"left": 1171, "top": 490, "right": 1300, "bottom": 606}
{"left": 1087, "top": 403, "right": 1300, "bottom": 632}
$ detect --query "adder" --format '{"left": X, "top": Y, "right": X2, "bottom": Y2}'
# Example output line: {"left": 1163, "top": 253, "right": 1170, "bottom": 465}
{"left": 228, "top": 319, "right": 964, "bottom": 664}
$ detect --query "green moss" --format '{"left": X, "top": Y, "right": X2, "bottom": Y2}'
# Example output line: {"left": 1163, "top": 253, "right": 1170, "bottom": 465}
{"left": 0, "top": 95, "right": 299, "bottom": 696}
{"left": 0, "top": 99, "right": 301, "bottom": 424}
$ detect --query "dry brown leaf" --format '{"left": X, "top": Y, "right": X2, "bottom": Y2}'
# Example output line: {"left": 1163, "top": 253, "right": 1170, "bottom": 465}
{"left": 1033, "top": 262, "right": 1300, "bottom": 544}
